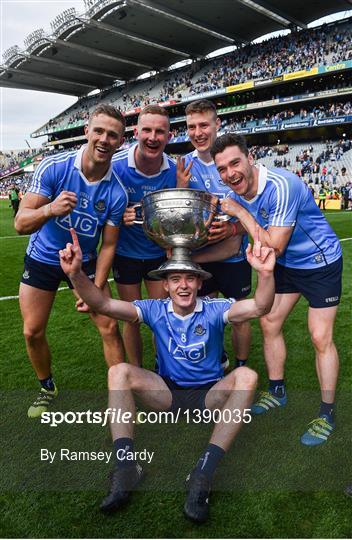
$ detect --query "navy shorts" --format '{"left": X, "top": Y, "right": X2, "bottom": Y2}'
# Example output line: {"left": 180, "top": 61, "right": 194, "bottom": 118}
{"left": 21, "top": 254, "right": 97, "bottom": 292}
{"left": 274, "top": 257, "right": 342, "bottom": 308}
{"left": 113, "top": 254, "right": 167, "bottom": 284}
{"left": 199, "top": 259, "right": 252, "bottom": 299}
{"left": 162, "top": 376, "right": 217, "bottom": 414}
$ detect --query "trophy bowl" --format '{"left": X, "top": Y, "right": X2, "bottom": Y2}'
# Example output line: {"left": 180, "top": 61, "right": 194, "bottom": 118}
{"left": 142, "top": 188, "right": 218, "bottom": 249}
{"left": 142, "top": 188, "right": 218, "bottom": 279}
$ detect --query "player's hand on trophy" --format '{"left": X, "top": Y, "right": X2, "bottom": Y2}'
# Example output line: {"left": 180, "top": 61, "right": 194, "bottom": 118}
{"left": 51, "top": 191, "right": 77, "bottom": 217}
{"left": 59, "top": 228, "right": 83, "bottom": 277}
{"left": 246, "top": 225, "right": 275, "bottom": 273}
{"left": 207, "top": 219, "right": 232, "bottom": 243}
{"left": 123, "top": 203, "right": 142, "bottom": 226}
{"left": 176, "top": 156, "right": 193, "bottom": 188}
{"left": 220, "top": 197, "right": 242, "bottom": 217}
{"left": 123, "top": 205, "right": 137, "bottom": 226}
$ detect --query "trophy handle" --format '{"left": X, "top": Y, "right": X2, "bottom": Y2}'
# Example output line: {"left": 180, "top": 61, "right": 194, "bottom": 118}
{"left": 130, "top": 203, "right": 143, "bottom": 225}
{"left": 213, "top": 214, "right": 232, "bottom": 222}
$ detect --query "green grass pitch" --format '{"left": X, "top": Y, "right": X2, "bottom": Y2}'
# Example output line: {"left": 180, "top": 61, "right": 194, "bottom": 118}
{"left": 0, "top": 199, "right": 351, "bottom": 538}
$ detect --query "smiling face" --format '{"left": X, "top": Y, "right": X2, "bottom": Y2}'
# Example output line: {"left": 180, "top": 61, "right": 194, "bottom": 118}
{"left": 186, "top": 110, "right": 221, "bottom": 156}
{"left": 163, "top": 272, "right": 202, "bottom": 315}
{"left": 134, "top": 113, "right": 171, "bottom": 162}
{"left": 84, "top": 113, "right": 124, "bottom": 168}
{"left": 214, "top": 145, "right": 258, "bottom": 199}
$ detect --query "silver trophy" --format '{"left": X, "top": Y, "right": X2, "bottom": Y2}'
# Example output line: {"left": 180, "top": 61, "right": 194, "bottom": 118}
{"left": 139, "top": 188, "right": 219, "bottom": 279}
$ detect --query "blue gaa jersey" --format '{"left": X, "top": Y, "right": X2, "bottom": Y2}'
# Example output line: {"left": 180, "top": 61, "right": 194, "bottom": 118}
{"left": 229, "top": 164, "right": 342, "bottom": 269}
{"left": 112, "top": 144, "right": 176, "bottom": 259}
{"left": 133, "top": 296, "right": 235, "bottom": 387}
{"left": 26, "top": 146, "right": 128, "bottom": 265}
{"left": 184, "top": 150, "right": 248, "bottom": 263}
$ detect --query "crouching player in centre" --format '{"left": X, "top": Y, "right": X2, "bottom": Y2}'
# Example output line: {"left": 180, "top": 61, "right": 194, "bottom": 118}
{"left": 59, "top": 226, "right": 275, "bottom": 523}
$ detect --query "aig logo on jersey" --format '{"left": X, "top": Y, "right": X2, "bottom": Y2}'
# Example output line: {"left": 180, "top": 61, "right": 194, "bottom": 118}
{"left": 56, "top": 210, "right": 98, "bottom": 237}
{"left": 168, "top": 338, "right": 206, "bottom": 363}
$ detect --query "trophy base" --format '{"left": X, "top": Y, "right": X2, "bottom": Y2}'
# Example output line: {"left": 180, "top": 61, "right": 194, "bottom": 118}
{"left": 147, "top": 248, "right": 212, "bottom": 281}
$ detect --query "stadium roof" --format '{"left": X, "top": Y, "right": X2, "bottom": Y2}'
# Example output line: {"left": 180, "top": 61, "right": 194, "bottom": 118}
{"left": 1, "top": 0, "right": 351, "bottom": 96}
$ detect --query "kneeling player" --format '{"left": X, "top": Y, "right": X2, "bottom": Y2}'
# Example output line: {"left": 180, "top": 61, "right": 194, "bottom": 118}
{"left": 60, "top": 226, "right": 275, "bottom": 523}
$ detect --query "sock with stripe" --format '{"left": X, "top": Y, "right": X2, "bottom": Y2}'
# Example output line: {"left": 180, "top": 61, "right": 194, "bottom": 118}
{"left": 113, "top": 437, "right": 135, "bottom": 468}
{"left": 39, "top": 375, "right": 55, "bottom": 391}
{"left": 195, "top": 443, "right": 225, "bottom": 481}
{"left": 269, "top": 379, "right": 285, "bottom": 398}
{"left": 319, "top": 401, "right": 335, "bottom": 424}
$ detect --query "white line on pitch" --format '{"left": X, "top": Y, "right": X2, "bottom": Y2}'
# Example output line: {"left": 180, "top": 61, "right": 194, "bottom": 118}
{"left": 0, "top": 278, "right": 115, "bottom": 301}
{"left": 0, "top": 235, "right": 29, "bottom": 239}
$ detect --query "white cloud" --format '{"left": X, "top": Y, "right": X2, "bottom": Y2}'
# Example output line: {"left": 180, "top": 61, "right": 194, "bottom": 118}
{"left": 0, "top": 0, "right": 85, "bottom": 150}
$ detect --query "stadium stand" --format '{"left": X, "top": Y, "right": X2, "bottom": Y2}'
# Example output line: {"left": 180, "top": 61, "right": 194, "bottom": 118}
{"left": 1, "top": 7, "right": 351, "bottom": 206}
{"left": 27, "top": 17, "right": 352, "bottom": 137}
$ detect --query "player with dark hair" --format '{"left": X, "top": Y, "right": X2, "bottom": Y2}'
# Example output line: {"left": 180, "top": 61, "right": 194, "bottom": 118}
{"left": 15, "top": 105, "right": 128, "bottom": 418}
{"left": 59, "top": 226, "right": 275, "bottom": 523}
{"left": 178, "top": 99, "right": 252, "bottom": 371}
{"left": 211, "top": 133, "right": 342, "bottom": 446}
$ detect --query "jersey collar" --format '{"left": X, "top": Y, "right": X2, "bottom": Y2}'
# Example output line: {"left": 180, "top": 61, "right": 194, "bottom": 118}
{"left": 127, "top": 143, "right": 170, "bottom": 177}
{"left": 192, "top": 149, "right": 214, "bottom": 167}
{"left": 74, "top": 144, "right": 113, "bottom": 183}
{"left": 240, "top": 163, "right": 267, "bottom": 204}
{"left": 167, "top": 297, "right": 203, "bottom": 319}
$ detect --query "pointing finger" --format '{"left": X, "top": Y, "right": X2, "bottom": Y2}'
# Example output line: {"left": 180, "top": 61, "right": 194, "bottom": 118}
{"left": 70, "top": 228, "right": 79, "bottom": 246}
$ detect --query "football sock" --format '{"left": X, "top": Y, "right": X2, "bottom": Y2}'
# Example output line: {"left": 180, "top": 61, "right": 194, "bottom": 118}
{"left": 319, "top": 401, "right": 335, "bottom": 424}
{"left": 39, "top": 375, "right": 55, "bottom": 391}
{"left": 113, "top": 437, "right": 135, "bottom": 467}
{"left": 269, "top": 379, "right": 285, "bottom": 397}
{"left": 235, "top": 358, "right": 247, "bottom": 368}
{"left": 195, "top": 443, "right": 225, "bottom": 481}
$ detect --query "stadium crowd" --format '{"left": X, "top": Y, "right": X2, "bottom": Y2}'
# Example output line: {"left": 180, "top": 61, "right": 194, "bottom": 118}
{"left": 31, "top": 18, "right": 351, "bottom": 135}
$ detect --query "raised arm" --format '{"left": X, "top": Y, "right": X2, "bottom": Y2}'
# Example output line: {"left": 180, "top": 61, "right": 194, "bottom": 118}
{"left": 228, "top": 225, "right": 275, "bottom": 322}
{"left": 192, "top": 233, "right": 242, "bottom": 263}
{"left": 176, "top": 156, "right": 193, "bottom": 188}
{"left": 60, "top": 229, "right": 138, "bottom": 322}
{"left": 220, "top": 198, "right": 293, "bottom": 257}
{"left": 15, "top": 190, "right": 77, "bottom": 235}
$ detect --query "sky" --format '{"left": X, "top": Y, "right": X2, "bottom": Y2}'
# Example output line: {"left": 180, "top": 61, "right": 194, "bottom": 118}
{"left": 0, "top": 0, "right": 85, "bottom": 151}
{"left": 0, "top": 1, "right": 351, "bottom": 151}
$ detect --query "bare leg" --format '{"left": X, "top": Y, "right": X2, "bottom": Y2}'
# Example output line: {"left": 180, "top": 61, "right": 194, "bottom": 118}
{"left": 308, "top": 305, "right": 339, "bottom": 404}
{"left": 260, "top": 293, "right": 300, "bottom": 380}
{"left": 86, "top": 283, "right": 125, "bottom": 367}
{"left": 205, "top": 367, "right": 257, "bottom": 450}
{"left": 19, "top": 283, "right": 56, "bottom": 379}
{"left": 116, "top": 283, "right": 143, "bottom": 366}
{"left": 231, "top": 320, "right": 251, "bottom": 363}
{"left": 107, "top": 363, "right": 172, "bottom": 440}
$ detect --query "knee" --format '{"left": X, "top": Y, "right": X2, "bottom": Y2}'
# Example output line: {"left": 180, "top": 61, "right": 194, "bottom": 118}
{"left": 260, "top": 313, "right": 281, "bottom": 337}
{"left": 23, "top": 325, "right": 45, "bottom": 345}
{"left": 108, "top": 362, "right": 133, "bottom": 388}
{"left": 310, "top": 327, "right": 332, "bottom": 352}
{"left": 234, "top": 366, "right": 258, "bottom": 389}
{"left": 231, "top": 319, "right": 250, "bottom": 331}
{"left": 96, "top": 318, "right": 119, "bottom": 340}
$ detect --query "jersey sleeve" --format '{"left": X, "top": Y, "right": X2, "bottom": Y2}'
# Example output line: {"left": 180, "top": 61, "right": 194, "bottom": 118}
{"left": 132, "top": 299, "right": 157, "bottom": 327}
{"left": 106, "top": 181, "right": 128, "bottom": 227}
{"left": 267, "top": 174, "right": 302, "bottom": 227}
{"left": 204, "top": 298, "right": 235, "bottom": 327}
{"left": 27, "top": 157, "right": 57, "bottom": 199}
